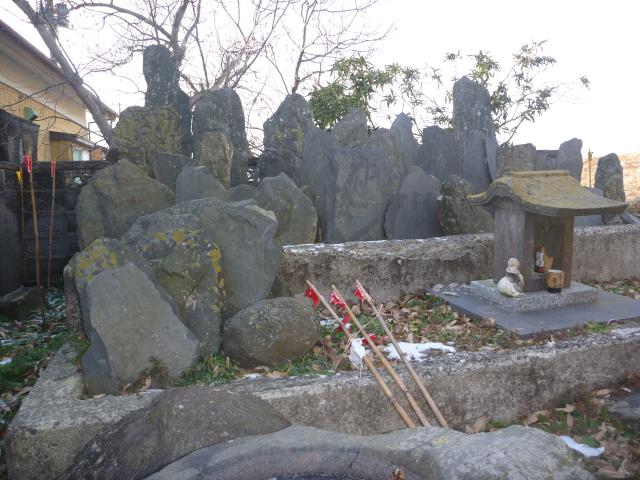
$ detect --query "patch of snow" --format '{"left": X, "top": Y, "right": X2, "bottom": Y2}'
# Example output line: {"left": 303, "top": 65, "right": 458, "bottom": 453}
{"left": 243, "top": 373, "right": 261, "bottom": 380}
{"left": 610, "top": 327, "right": 640, "bottom": 338}
{"left": 560, "top": 436, "right": 604, "bottom": 457}
{"left": 0, "top": 357, "right": 11, "bottom": 366}
{"left": 384, "top": 342, "right": 455, "bottom": 362}
{"left": 349, "top": 338, "right": 367, "bottom": 369}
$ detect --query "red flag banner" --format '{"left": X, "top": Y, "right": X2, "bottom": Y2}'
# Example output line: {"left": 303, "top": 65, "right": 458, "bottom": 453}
{"left": 304, "top": 287, "right": 319, "bottom": 306}
{"left": 23, "top": 154, "right": 32, "bottom": 174}
{"left": 330, "top": 291, "right": 346, "bottom": 310}
{"left": 354, "top": 285, "right": 367, "bottom": 302}
{"left": 50, "top": 160, "right": 56, "bottom": 178}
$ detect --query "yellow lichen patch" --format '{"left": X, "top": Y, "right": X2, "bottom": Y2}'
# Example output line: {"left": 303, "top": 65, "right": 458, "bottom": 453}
{"left": 173, "top": 229, "right": 186, "bottom": 244}
{"left": 154, "top": 231, "right": 167, "bottom": 241}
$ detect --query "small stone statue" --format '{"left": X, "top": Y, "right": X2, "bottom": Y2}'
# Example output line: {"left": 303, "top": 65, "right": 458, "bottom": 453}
{"left": 497, "top": 258, "right": 525, "bottom": 298}
{"left": 534, "top": 245, "right": 546, "bottom": 273}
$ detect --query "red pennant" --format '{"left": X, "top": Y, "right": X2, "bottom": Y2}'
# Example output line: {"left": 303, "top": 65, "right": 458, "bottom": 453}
{"left": 304, "top": 287, "right": 319, "bottom": 306}
{"left": 336, "top": 313, "right": 351, "bottom": 333}
{"left": 50, "top": 160, "right": 56, "bottom": 178}
{"left": 330, "top": 291, "right": 346, "bottom": 310}
{"left": 23, "top": 154, "right": 32, "bottom": 174}
{"left": 354, "top": 286, "right": 367, "bottom": 302}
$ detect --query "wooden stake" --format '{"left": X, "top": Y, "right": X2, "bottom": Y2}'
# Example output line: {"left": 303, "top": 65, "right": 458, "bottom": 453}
{"left": 46, "top": 162, "right": 57, "bottom": 290}
{"left": 356, "top": 280, "right": 448, "bottom": 428}
{"left": 331, "top": 285, "right": 430, "bottom": 427}
{"left": 306, "top": 281, "right": 416, "bottom": 428}
{"left": 26, "top": 164, "right": 47, "bottom": 328}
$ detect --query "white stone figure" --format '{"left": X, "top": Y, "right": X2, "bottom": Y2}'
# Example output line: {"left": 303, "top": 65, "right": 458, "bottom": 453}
{"left": 497, "top": 258, "right": 525, "bottom": 298}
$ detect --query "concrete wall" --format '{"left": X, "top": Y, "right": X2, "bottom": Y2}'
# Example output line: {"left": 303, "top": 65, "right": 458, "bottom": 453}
{"left": 280, "top": 225, "right": 640, "bottom": 302}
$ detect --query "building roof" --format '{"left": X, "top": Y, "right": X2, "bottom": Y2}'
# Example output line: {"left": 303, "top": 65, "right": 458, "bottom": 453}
{"left": 467, "top": 170, "right": 627, "bottom": 217}
{"left": 0, "top": 19, "right": 117, "bottom": 120}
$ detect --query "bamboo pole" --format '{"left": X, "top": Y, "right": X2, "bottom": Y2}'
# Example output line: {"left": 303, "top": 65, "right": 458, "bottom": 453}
{"left": 26, "top": 159, "right": 47, "bottom": 328}
{"left": 331, "top": 285, "right": 430, "bottom": 427}
{"left": 356, "top": 280, "right": 448, "bottom": 428}
{"left": 306, "top": 281, "right": 416, "bottom": 428}
{"left": 46, "top": 161, "right": 57, "bottom": 290}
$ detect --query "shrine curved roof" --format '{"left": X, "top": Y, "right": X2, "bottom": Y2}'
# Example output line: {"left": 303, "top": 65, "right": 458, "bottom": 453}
{"left": 466, "top": 170, "right": 627, "bottom": 217}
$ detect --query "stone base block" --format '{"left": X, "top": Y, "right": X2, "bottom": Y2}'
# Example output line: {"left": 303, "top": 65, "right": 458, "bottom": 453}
{"left": 469, "top": 280, "right": 598, "bottom": 313}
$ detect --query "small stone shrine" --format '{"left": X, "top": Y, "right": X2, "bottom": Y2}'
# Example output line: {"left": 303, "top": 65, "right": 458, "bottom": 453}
{"left": 436, "top": 170, "right": 640, "bottom": 336}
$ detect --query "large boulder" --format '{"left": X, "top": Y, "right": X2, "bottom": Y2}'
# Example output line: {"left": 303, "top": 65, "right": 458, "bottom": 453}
{"left": 110, "top": 106, "right": 181, "bottom": 175}
{"left": 384, "top": 166, "right": 442, "bottom": 239}
{"left": 123, "top": 212, "right": 226, "bottom": 354}
{"left": 60, "top": 388, "right": 290, "bottom": 480}
{"left": 595, "top": 153, "right": 626, "bottom": 225}
{"left": 331, "top": 107, "right": 368, "bottom": 147}
{"left": 556, "top": 138, "right": 583, "bottom": 180}
{"left": 143, "top": 45, "right": 192, "bottom": 156}
{"left": 149, "top": 152, "right": 189, "bottom": 191}
{"left": 76, "top": 159, "right": 175, "bottom": 248}
{"left": 226, "top": 184, "right": 257, "bottom": 202}
{"left": 192, "top": 89, "right": 249, "bottom": 186}
{"left": 223, "top": 297, "right": 319, "bottom": 368}
{"left": 68, "top": 239, "right": 199, "bottom": 395}
{"left": 168, "top": 198, "right": 282, "bottom": 314}
{"left": 495, "top": 143, "right": 537, "bottom": 177}
{"left": 255, "top": 173, "right": 317, "bottom": 246}
{"left": 437, "top": 175, "right": 493, "bottom": 235}
{"left": 175, "top": 166, "right": 226, "bottom": 203}
{"left": 195, "top": 131, "right": 233, "bottom": 188}
{"left": 417, "top": 125, "right": 463, "bottom": 181}
{"left": 389, "top": 113, "right": 419, "bottom": 175}
{"left": 300, "top": 125, "right": 405, "bottom": 242}
{"left": 259, "top": 94, "right": 314, "bottom": 182}
{"left": 452, "top": 76, "right": 496, "bottom": 191}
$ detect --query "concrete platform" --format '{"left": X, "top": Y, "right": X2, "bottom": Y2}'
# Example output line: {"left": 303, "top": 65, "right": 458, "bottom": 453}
{"left": 7, "top": 328, "right": 640, "bottom": 479}
{"left": 469, "top": 280, "right": 598, "bottom": 313}
{"left": 437, "top": 286, "right": 640, "bottom": 337}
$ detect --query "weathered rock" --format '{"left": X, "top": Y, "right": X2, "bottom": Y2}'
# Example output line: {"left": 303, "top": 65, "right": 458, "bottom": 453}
{"left": 196, "top": 131, "right": 233, "bottom": 188}
{"left": 595, "top": 153, "right": 626, "bottom": 225}
{"left": 259, "top": 94, "right": 314, "bottom": 182}
{"left": 331, "top": 107, "right": 368, "bottom": 147}
{"left": 0, "top": 198, "right": 21, "bottom": 295}
{"left": 452, "top": 76, "right": 496, "bottom": 191}
{"left": 223, "top": 297, "right": 319, "bottom": 368}
{"left": 389, "top": 113, "right": 418, "bottom": 175}
{"left": 417, "top": 125, "right": 463, "bottom": 181}
{"left": 175, "top": 165, "right": 226, "bottom": 203}
{"left": 192, "top": 89, "right": 249, "bottom": 186}
{"left": 168, "top": 199, "right": 282, "bottom": 313}
{"left": 146, "top": 425, "right": 594, "bottom": 480}
{"left": 535, "top": 150, "right": 557, "bottom": 171}
{"left": 143, "top": 45, "right": 192, "bottom": 156}
{"left": 60, "top": 388, "right": 290, "bottom": 480}
{"left": 69, "top": 239, "right": 199, "bottom": 395}
{"left": 149, "top": 152, "right": 189, "bottom": 191}
{"left": 255, "top": 173, "right": 317, "bottom": 245}
{"left": 76, "top": 159, "right": 175, "bottom": 248}
{"left": 438, "top": 175, "right": 493, "bottom": 234}
{"left": 300, "top": 126, "right": 405, "bottom": 242}
{"left": 110, "top": 106, "right": 181, "bottom": 175}
{"left": 495, "top": 143, "right": 537, "bottom": 177}
{"left": 226, "top": 184, "right": 257, "bottom": 202}
{"left": 384, "top": 166, "right": 442, "bottom": 239}
{"left": 556, "top": 138, "right": 583, "bottom": 180}
{"left": 123, "top": 212, "right": 226, "bottom": 354}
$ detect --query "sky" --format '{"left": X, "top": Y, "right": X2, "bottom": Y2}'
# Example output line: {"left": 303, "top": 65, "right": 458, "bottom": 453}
{"left": 2, "top": 0, "right": 639, "bottom": 156}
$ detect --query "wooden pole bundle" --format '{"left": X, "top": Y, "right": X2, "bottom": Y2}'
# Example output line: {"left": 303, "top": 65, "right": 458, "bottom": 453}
{"left": 331, "top": 285, "right": 431, "bottom": 427}
{"left": 46, "top": 161, "right": 57, "bottom": 290}
{"left": 355, "top": 280, "right": 448, "bottom": 428}
{"left": 306, "top": 281, "right": 416, "bottom": 428}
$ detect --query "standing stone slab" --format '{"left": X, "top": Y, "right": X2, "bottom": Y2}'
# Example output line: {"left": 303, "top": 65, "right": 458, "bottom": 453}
{"left": 452, "top": 76, "right": 496, "bottom": 192}
{"left": 226, "top": 184, "right": 257, "bottom": 202}
{"left": 68, "top": 238, "right": 199, "bottom": 395}
{"left": 496, "top": 143, "right": 537, "bottom": 177}
{"left": 389, "top": 113, "right": 419, "bottom": 176}
{"left": 193, "top": 89, "right": 249, "bottom": 186}
{"left": 556, "top": 138, "right": 583, "bottom": 180}
{"left": 331, "top": 107, "right": 368, "bottom": 147}
{"left": 149, "top": 152, "right": 189, "bottom": 191}
{"left": 384, "top": 166, "right": 442, "bottom": 239}
{"left": 223, "top": 297, "right": 319, "bottom": 368}
{"left": 417, "top": 125, "right": 463, "bottom": 181}
{"left": 110, "top": 106, "right": 181, "bottom": 176}
{"left": 143, "top": 45, "right": 192, "bottom": 156}
{"left": 438, "top": 175, "right": 493, "bottom": 235}
{"left": 259, "top": 94, "right": 314, "bottom": 182}
{"left": 76, "top": 159, "right": 175, "bottom": 248}
{"left": 595, "top": 153, "right": 626, "bottom": 225}
{"left": 124, "top": 212, "right": 227, "bottom": 354}
{"left": 175, "top": 165, "right": 226, "bottom": 203}
{"left": 255, "top": 173, "right": 317, "bottom": 246}
{"left": 168, "top": 198, "right": 282, "bottom": 314}
{"left": 196, "top": 130, "right": 233, "bottom": 188}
